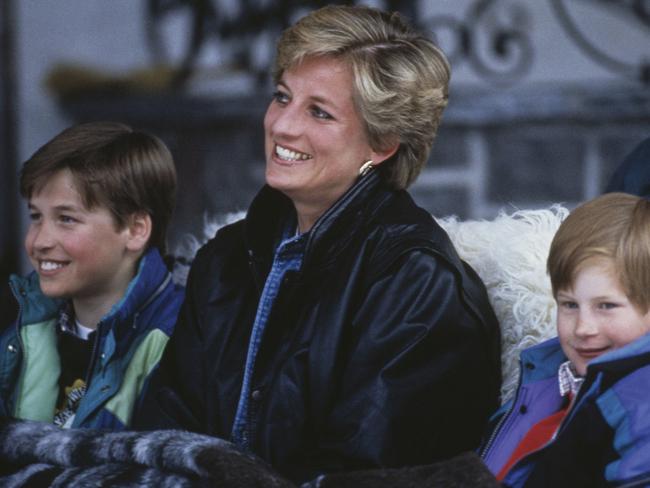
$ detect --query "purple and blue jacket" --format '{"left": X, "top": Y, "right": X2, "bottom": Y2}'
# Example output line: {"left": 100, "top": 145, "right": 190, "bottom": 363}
{"left": 481, "top": 335, "right": 650, "bottom": 487}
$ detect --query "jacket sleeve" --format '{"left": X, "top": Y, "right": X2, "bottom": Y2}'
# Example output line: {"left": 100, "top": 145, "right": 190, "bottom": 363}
{"left": 310, "top": 249, "right": 501, "bottom": 473}
{"left": 133, "top": 249, "right": 208, "bottom": 433}
{"left": 597, "top": 367, "right": 650, "bottom": 485}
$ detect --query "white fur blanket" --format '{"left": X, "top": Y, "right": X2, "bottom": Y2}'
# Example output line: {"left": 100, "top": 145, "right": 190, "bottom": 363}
{"left": 173, "top": 206, "right": 568, "bottom": 403}
{"left": 438, "top": 206, "right": 567, "bottom": 401}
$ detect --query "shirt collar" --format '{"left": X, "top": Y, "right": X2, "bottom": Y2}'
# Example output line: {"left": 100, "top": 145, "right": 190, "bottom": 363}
{"left": 558, "top": 361, "right": 584, "bottom": 397}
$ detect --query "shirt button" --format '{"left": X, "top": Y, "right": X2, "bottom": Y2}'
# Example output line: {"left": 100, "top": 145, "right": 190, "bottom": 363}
{"left": 251, "top": 389, "right": 261, "bottom": 401}
{"left": 519, "top": 405, "right": 528, "bottom": 414}
{"left": 7, "top": 344, "right": 17, "bottom": 353}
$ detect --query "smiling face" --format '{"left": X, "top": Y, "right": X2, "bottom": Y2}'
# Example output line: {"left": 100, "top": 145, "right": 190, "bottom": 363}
{"left": 264, "top": 55, "right": 395, "bottom": 231}
{"left": 24, "top": 169, "right": 139, "bottom": 320}
{"left": 556, "top": 259, "right": 650, "bottom": 376}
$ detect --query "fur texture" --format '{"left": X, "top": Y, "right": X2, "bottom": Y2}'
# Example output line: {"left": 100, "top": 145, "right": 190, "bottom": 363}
{"left": 438, "top": 206, "right": 568, "bottom": 402}
{"left": 305, "top": 452, "right": 499, "bottom": 488}
{"left": 0, "top": 417, "right": 293, "bottom": 487}
{"left": 171, "top": 211, "right": 245, "bottom": 286}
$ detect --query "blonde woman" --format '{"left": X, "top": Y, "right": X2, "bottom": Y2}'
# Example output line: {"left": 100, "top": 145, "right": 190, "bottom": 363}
{"left": 138, "top": 5, "right": 501, "bottom": 483}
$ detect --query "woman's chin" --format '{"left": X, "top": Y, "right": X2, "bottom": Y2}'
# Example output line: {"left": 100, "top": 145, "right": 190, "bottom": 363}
{"left": 266, "top": 167, "right": 299, "bottom": 192}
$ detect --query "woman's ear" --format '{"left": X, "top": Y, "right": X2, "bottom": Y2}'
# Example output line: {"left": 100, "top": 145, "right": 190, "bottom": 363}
{"left": 369, "top": 138, "right": 400, "bottom": 166}
{"left": 125, "top": 212, "right": 152, "bottom": 253}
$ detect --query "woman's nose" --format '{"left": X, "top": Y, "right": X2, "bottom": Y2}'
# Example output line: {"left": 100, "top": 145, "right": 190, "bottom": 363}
{"left": 267, "top": 103, "right": 301, "bottom": 138}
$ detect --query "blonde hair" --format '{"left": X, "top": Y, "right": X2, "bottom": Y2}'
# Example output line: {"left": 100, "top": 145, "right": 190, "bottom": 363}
{"left": 547, "top": 193, "right": 650, "bottom": 313}
{"left": 273, "top": 5, "right": 450, "bottom": 189}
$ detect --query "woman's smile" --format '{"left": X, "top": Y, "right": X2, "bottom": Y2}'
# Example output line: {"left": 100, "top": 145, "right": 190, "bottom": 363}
{"left": 274, "top": 144, "right": 313, "bottom": 163}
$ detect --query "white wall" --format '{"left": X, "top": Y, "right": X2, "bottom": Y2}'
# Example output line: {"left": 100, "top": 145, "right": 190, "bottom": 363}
{"left": 18, "top": 1, "right": 149, "bottom": 161}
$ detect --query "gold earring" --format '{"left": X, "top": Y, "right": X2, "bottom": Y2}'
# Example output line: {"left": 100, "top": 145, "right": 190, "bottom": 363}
{"left": 359, "top": 160, "right": 374, "bottom": 176}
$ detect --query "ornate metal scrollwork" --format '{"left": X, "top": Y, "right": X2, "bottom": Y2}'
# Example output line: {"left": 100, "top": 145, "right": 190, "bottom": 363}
{"left": 145, "top": 0, "right": 356, "bottom": 88}
{"left": 145, "top": 0, "right": 649, "bottom": 88}
{"left": 550, "top": 0, "right": 650, "bottom": 83}
{"left": 420, "top": 0, "right": 534, "bottom": 85}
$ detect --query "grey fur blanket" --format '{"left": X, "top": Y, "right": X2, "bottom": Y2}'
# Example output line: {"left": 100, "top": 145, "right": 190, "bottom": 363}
{"left": 0, "top": 418, "right": 293, "bottom": 487}
{"left": 0, "top": 418, "right": 499, "bottom": 487}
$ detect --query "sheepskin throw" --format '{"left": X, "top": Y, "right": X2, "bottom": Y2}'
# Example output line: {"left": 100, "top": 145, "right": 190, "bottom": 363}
{"left": 438, "top": 206, "right": 568, "bottom": 402}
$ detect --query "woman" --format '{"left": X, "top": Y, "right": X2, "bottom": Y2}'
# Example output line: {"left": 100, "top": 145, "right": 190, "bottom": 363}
{"left": 137, "top": 5, "right": 501, "bottom": 483}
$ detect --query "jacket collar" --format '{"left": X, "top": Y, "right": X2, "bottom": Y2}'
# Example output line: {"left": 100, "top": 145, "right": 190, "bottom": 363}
{"left": 519, "top": 337, "right": 567, "bottom": 383}
{"left": 244, "top": 171, "right": 387, "bottom": 273}
{"left": 9, "top": 272, "right": 64, "bottom": 326}
{"left": 10, "top": 247, "right": 171, "bottom": 338}
{"left": 521, "top": 332, "right": 650, "bottom": 382}
{"left": 587, "top": 330, "right": 650, "bottom": 373}
{"left": 101, "top": 247, "right": 172, "bottom": 344}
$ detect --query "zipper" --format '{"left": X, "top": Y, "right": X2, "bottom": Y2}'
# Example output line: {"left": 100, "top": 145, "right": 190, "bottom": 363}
{"left": 495, "top": 374, "right": 594, "bottom": 482}
{"left": 8, "top": 280, "right": 23, "bottom": 324}
{"left": 83, "top": 321, "right": 104, "bottom": 389}
{"left": 76, "top": 270, "right": 176, "bottom": 426}
{"left": 479, "top": 362, "right": 524, "bottom": 460}
{"left": 7, "top": 280, "right": 25, "bottom": 414}
{"left": 479, "top": 400, "right": 514, "bottom": 459}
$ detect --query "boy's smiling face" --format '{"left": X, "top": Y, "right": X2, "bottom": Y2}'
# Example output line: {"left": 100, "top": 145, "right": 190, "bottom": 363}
{"left": 556, "top": 259, "right": 650, "bottom": 376}
{"left": 24, "top": 169, "right": 137, "bottom": 322}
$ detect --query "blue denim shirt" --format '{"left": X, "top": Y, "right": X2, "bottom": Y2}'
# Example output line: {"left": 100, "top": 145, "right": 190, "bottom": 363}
{"left": 231, "top": 226, "right": 307, "bottom": 448}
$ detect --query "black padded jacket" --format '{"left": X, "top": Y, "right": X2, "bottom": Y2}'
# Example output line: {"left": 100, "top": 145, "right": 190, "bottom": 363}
{"left": 136, "top": 171, "right": 502, "bottom": 483}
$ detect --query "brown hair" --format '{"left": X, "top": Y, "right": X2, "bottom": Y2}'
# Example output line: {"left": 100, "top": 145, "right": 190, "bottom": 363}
{"left": 273, "top": 5, "right": 450, "bottom": 189}
{"left": 547, "top": 192, "right": 650, "bottom": 313}
{"left": 20, "top": 121, "right": 177, "bottom": 254}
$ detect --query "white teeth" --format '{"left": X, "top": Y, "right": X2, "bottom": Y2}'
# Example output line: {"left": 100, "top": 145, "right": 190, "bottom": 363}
{"left": 275, "top": 145, "right": 312, "bottom": 161}
{"left": 40, "top": 261, "right": 65, "bottom": 271}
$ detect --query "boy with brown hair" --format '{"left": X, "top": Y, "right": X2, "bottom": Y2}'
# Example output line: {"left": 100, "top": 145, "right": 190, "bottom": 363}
{"left": 481, "top": 192, "right": 650, "bottom": 487}
{"left": 0, "top": 121, "right": 183, "bottom": 430}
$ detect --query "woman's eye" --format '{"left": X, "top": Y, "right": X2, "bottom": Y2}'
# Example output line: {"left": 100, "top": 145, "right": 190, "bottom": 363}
{"left": 272, "top": 90, "right": 289, "bottom": 105}
{"left": 28, "top": 212, "right": 41, "bottom": 222}
{"left": 311, "top": 106, "right": 333, "bottom": 120}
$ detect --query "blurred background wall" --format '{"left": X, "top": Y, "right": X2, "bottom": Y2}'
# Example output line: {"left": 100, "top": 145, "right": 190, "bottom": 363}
{"left": 1, "top": 0, "right": 649, "bottom": 296}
